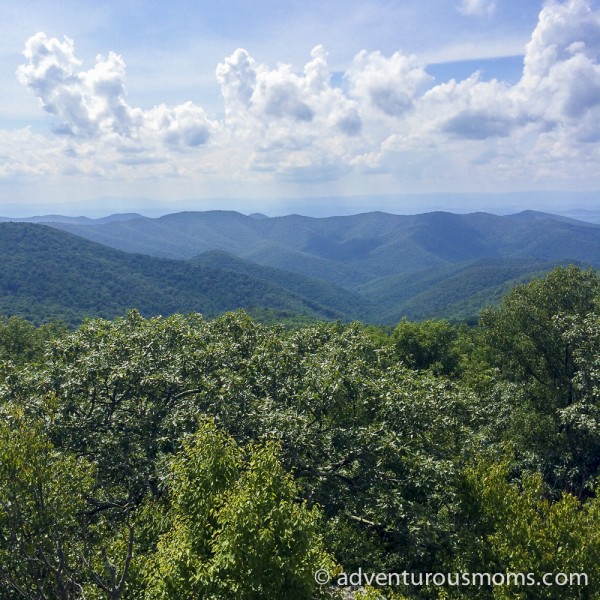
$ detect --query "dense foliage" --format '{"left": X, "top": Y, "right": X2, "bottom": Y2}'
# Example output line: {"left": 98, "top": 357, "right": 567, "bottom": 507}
{"left": 1, "top": 265, "right": 599, "bottom": 598}
{"left": 0, "top": 223, "right": 363, "bottom": 326}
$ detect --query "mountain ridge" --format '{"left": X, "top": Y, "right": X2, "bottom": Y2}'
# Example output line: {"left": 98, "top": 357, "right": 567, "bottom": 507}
{"left": 0, "top": 223, "right": 366, "bottom": 325}
{"left": 39, "top": 209, "right": 600, "bottom": 280}
{"left": 1, "top": 210, "right": 598, "bottom": 325}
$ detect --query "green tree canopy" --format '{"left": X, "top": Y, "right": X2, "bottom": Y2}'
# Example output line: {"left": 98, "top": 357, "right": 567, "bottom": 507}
{"left": 144, "top": 420, "right": 334, "bottom": 600}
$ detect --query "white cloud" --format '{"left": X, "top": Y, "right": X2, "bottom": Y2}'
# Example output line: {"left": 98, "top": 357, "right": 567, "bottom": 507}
{"left": 346, "top": 50, "right": 433, "bottom": 117}
{"left": 16, "top": 32, "right": 216, "bottom": 150}
{"left": 0, "top": 128, "right": 66, "bottom": 178}
{"left": 215, "top": 45, "right": 365, "bottom": 178}
{"left": 519, "top": 0, "right": 600, "bottom": 125}
{"left": 141, "top": 102, "right": 213, "bottom": 148}
{"left": 17, "top": 33, "right": 131, "bottom": 138}
{"left": 403, "top": 0, "right": 600, "bottom": 151}
{"left": 215, "top": 48, "right": 257, "bottom": 117}
{"left": 6, "top": 0, "right": 600, "bottom": 193}
{"left": 417, "top": 74, "right": 524, "bottom": 140}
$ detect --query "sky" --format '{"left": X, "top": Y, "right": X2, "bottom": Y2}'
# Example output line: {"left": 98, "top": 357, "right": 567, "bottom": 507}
{"left": 0, "top": 0, "right": 600, "bottom": 216}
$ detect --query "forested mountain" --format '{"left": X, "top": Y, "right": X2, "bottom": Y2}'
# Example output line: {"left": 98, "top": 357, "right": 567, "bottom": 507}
{"left": 0, "top": 209, "right": 597, "bottom": 325}
{"left": 359, "top": 257, "right": 575, "bottom": 323}
{"left": 43, "top": 210, "right": 600, "bottom": 281}
{"left": 0, "top": 223, "right": 367, "bottom": 325}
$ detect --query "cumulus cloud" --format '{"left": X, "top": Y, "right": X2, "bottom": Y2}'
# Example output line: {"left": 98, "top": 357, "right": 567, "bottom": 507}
{"left": 212, "top": 1, "right": 600, "bottom": 181}
{"left": 141, "top": 102, "right": 213, "bottom": 148}
{"left": 519, "top": 0, "right": 600, "bottom": 126}
{"left": 406, "top": 0, "right": 600, "bottom": 150}
{"left": 17, "top": 32, "right": 215, "bottom": 150}
{"left": 215, "top": 48, "right": 257, "bottom": 116}
{"left": 346, "top": 50, "right": 432, "bottom": 117}
{"left": 8, "top": 0, "right": 600, "bottom": 190}
{"left": 0, "top": 128, "right": 68, "bottom": 178}
{"left": 216, "top": 45, "right": 359, "bottom": 129}
{"left": 215, "top": 45, "right": 365, "bottom": 177}
{"left": 412, "top": 72, "right": 527, "bottom": 143}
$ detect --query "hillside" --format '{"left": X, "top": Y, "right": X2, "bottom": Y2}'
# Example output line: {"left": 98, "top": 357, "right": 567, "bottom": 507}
{"left": 359, "top": 257, "right": 576, "bottom": 323}
{"left": 192, "top": 250, "right": 371, "bottom": 317}
{"left": 0, "top": 223, "right": 367, "bottom": 325}
{"left": 1, "top": 210, "right": 598, "bottom": 325}
{"left": 46, "top": 210, "right": 600, "bottom": 286}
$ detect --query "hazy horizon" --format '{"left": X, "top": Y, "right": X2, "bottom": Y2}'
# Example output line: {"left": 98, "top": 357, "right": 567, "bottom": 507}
{"left": 0, "top": 191, "right": 598, "bottom": 221}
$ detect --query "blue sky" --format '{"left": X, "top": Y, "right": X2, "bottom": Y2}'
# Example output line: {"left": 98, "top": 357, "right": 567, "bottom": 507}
{"left": 0, "top": 0, "right": 599, "bottom": 215}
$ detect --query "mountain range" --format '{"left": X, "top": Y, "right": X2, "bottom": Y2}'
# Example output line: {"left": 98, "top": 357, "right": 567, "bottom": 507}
{"left": 0, "top": 209, "right": 598, "bottom": 325}
{"left": 0, "top": 222, "right": 367, "bottom": 325}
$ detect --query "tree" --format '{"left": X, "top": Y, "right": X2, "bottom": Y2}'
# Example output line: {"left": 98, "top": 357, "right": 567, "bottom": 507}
{"left": 144, "top": 420, "right": 335, "bottom": 599}
{"left": 556, "top": 312, "right": 600, "bottom": 495}
{"left": 0, "top": 316, "right": 65, "bottom": 367}
{"left": 452, "top": 457, "right": 600, "bottom": 599}
{"left": 7, "top": 310, "right": 222, "bottom": 503}
{"left": 392, "top": 319, "right": 461, "bottom": 376}
{"left": 479, "top": 265, "right": 600, "bottom": 494}
{"left": 0, "top": 409, "right": 135, "bottom": 599}
{"left": 480, "top": 265, "right": 600, "bottom": 408}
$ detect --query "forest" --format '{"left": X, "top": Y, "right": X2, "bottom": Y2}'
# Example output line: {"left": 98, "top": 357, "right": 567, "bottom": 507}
{"left": 3, "top": 209, "right": 597, "bottom": 327}
{"left": 1, "top": 264, "right": 600, "bottom": 599}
